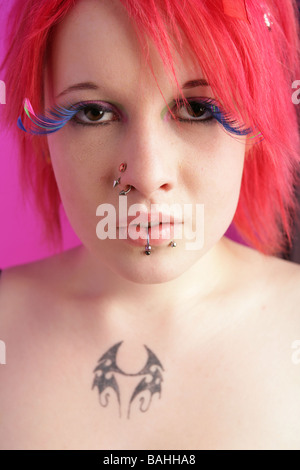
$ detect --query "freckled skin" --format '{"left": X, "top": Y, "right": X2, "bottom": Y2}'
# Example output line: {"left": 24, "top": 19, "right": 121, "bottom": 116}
{"left": 44, "top": 0, "right": 246, "bottom": 286}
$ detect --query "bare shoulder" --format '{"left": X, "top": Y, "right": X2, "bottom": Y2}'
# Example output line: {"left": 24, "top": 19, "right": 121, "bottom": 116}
{"left": 0, "top": 247, "right": 83, "bottom": 341}
{"left": 229, "top": 238, "right": 300, "bottom": 339}
{"left": 0, "top": 246, "right": 80, "bottom": 305}
{"left": 225, "top": 237, "right": 300, "bottom": 304}
{"left": 225, "top": 239, "right": 300, "bottom": 448}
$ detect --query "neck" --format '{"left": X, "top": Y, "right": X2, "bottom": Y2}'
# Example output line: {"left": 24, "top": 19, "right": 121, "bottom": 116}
{"left": 64, "top": 237, "right": 237, "bottom": 319}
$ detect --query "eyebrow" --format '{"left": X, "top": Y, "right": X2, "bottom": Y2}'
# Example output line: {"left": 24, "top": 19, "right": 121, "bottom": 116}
{"left": 182, "top": 79, "right": 209, "bottom": 89}
{"left": 56, "top": 82, "right": 99, "bottom": 99}
{"left": 56, "top": 78, "right": 209, "bottom": 99}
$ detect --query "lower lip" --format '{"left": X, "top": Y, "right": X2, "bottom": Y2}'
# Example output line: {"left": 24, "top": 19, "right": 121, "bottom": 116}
{"left": 117, "top": 223, "right": 180, "bottom": 247}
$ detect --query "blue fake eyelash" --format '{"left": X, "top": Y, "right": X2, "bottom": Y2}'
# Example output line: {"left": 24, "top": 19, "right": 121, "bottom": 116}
{"left": 173, "top": 98, "right": 252, "bottom": 137}
{"left": 17, "top": 99, "right": 114, "bottom": 135}
{"left": 17, "top": 97, "right": 253, "bottom": 138}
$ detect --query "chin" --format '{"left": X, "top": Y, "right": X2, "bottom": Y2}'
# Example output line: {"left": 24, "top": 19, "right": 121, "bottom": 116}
{"left": 117, "top": 266, "right": 185, "bottom": 285}
{"left": 98, "top": 244, "right": 203, "bottom": 284}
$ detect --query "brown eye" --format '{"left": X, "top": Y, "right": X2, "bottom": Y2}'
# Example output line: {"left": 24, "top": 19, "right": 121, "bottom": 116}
{"left": 175, "top": 100, "right": 212, "bottom": 122}
{"left": 186, "top": 102, "right": 207, "bottom": 118}
{"left": 83, "top": 107, "right": 105, "bottom": 121}
{"left": 73, "top": 104, "right": 117, "bottom": 125}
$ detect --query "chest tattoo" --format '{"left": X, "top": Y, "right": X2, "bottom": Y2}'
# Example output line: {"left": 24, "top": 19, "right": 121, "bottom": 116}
{"left": 92, "top": 341, "right": 164, "bottom": 418}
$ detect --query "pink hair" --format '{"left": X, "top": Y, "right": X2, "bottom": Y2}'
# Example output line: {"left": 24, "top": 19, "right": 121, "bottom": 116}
{"left": 1, "top": 0, "right": 300, "bottom": 254}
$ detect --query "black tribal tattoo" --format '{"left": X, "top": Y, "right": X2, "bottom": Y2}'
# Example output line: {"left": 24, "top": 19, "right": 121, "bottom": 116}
{"left": 92, "top": 342, "right": 164, "bottom": 418}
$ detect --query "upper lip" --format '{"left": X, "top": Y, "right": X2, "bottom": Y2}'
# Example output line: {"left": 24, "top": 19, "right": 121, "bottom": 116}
{"left": 117, "top": 212, "right": 183, "bottom": 228}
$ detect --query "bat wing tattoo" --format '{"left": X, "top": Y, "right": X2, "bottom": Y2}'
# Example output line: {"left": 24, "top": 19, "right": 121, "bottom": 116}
{"left": 92, "top": 342, "right": 165, "bottom": 418}
{"left": 128, "top": 346, "right": 164, "bottom": 418}
{"left": 92, "top": 341, "right": 124, "bottom": 416}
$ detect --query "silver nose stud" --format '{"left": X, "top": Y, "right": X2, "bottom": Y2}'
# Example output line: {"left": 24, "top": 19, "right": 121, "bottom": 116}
{"left": 113, "top": 162, "right": 132, "bottom": 196}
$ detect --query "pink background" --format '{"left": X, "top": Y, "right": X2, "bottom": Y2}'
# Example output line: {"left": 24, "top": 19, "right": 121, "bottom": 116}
{"left": 0, "top": 1, "right": 244, "bottom": 270}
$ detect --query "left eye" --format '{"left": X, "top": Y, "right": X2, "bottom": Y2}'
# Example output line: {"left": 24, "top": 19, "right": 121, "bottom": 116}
{"left": 175, "top": 100, "right": 213, "bottom": 121}
{"left": 73, "top": 105, "right": 117, "bottom": 124}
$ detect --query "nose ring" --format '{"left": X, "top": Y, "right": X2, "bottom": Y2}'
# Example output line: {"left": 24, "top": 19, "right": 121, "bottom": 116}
{"left": 119, "top": 185, "right": 132, "bottom": 196}
{"left": 113, "top": 162, "right": 132, "bottom": 195}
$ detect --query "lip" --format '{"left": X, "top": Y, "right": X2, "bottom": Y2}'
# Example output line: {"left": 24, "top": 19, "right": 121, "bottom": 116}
{"left": 117, "top": 212, "right": 183, "bottom": 228}
{"left": 116, "top": 211, "right": 183, "bottom": 246}
{"left": 117, "top": 222, "right": 183, "bottom": 246}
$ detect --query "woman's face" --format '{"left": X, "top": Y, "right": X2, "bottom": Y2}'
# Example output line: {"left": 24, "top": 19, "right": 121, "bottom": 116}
{"left": 44, "top": 0, "right": 246, "bottom": 284}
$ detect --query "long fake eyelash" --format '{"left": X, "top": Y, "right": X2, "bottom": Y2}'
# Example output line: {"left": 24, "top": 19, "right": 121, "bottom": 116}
{"left": 172, "top": 98, "right": 252, "bottom": 137}
{"left": 17, "top": 98, "right": 115, "bottom": 135}
{"left": 17, "top": 97, "right": 256, "bottom": 139}
{"left": 17, "top": 98, "right": 77, "bottom": 135}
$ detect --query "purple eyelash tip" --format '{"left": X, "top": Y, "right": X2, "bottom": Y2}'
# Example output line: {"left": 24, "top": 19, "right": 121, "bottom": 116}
{"left": 17, "top": 117, "right": 27, "bottom": 132}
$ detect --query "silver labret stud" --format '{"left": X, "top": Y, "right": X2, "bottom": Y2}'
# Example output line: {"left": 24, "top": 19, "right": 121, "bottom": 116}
{"left": 170, "top": 241, "right": 177, "bottom": 248}
{"left": 145, "top": 228, "right": 151, "bottom": 255}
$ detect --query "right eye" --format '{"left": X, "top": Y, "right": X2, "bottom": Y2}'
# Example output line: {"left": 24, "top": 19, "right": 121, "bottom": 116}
{"left": 71, "top": 102, "right": 120, "bottom": 126}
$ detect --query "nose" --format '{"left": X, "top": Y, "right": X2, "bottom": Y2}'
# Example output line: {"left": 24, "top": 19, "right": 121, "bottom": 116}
{"left": 115, "top": 117, "right": 178, "bottom": 200}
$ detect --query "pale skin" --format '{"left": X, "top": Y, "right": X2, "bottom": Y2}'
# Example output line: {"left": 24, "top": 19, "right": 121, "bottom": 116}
{"left": 0, "top": 0, "right": 300, "bottom": 450}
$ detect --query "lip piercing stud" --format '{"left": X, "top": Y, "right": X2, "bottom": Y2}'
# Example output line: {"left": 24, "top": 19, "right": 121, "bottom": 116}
{"left": 145, "top": 229, "right": 152, "bottom": 255}
{"left": 144, "top": 235, "right": 176, "bottom": 256}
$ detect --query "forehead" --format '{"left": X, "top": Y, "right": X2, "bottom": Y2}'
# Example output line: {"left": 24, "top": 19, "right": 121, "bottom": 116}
{"left": 46, "top": 0, "right": 204, "bottom": 101}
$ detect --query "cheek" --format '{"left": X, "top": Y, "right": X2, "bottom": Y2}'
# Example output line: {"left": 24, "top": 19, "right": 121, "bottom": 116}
{"left": 46, "top": 131, "right": 113, "bottom": 240}
{"left": 47, "top": 129, "right": 112, "bottom": 200}
{"left": 182, "top": 133, "right": 245, "bottom": 240}
{"left": 207, "top": 150, "right": 244, "bottom": 204}
{"left": 205, "top": 144, "right": 245, "bottom": 234}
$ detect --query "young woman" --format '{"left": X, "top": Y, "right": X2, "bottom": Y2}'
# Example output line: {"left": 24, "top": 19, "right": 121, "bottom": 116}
{"left": 0, "top": 0, "right": 300, "bottom": 450}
